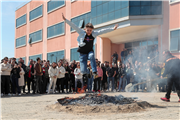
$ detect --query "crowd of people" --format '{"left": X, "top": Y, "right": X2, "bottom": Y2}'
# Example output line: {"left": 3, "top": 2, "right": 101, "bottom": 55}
{"left": 1, "top": 46, "right": 170, "bottom": 97}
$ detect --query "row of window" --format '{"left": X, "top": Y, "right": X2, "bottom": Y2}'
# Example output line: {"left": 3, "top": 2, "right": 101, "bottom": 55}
{"left": 90, "top": 1, "right": 162, "bottom": 26}
{"left": 16, "top": 0, "right": 65, "bottom": 28}
{"left": 16, "top": 22, "right": 65, "bottom": 47}
{"left": 125, "top": 37, "right": 158, "bottom": 49}
{"left": 170, "top": 29, "right": 180, "bottom": 52}
{"left": 91, "top": 8, "right": 128, "bottom": 25}
{"left": 91, "top": 1, "right": 129, "bottom": 25}
{"left": 19, "top": 45, "right": 95, "bottom": 64}
{"left": 91, "top": 1, "right": 129, "bottom": 18}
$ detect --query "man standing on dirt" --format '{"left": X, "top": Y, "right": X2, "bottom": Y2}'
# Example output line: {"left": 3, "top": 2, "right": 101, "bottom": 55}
{"left": 160, "top": 50, "right": 180, "bottom": 102}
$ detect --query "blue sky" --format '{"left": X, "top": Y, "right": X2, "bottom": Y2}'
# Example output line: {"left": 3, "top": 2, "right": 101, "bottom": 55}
{"left": 1, "top": 1, "right": 25, "bottom": 59}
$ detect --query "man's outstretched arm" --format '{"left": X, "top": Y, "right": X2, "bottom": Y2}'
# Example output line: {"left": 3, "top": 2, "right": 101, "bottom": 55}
{"left": 62, "top": 13, "right": 83, "bottom": 34}
{"left": 94, "top": 24, "right": 118, "bottom": 36}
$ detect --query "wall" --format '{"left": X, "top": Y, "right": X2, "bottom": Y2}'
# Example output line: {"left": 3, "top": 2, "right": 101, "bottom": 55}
{"left": 169, "top": 2, "right": 180, "bottom": 29}
{"left": 158, "top": 1, "right": 170, "bottom": 61}
{"left": 15, "top": 4, "right": 27, "bottom": 59}
{"left": 169, "top": 2, "right": 180, "bottom": 58}
{"left": 101, "top": 38, "right": 111, "bottom": 63}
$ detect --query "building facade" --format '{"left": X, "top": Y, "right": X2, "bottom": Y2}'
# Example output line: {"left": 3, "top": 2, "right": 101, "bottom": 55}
{"left": 15, "top": 0, "right": 179, "bottom": 65}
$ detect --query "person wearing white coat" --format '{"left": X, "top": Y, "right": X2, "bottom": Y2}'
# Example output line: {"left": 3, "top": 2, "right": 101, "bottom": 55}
{"left": 1, "top": 57, "right": 12, "bottom": 96}
{"left": 18, "top": 62, "right": 25, "bottom": 95}
{"left": 56, "top": 62, "right": 66, "bottom": 93}
{"left": 48, "top": 63, "right": 58, "bottom": 94}
{"left": 74, "top": 63, "right": 83, "bottom": 92}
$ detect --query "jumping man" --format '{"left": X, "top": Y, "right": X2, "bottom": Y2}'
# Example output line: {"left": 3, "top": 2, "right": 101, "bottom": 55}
{"left": 62, "top": 13, "right": 118, "bottom": 80}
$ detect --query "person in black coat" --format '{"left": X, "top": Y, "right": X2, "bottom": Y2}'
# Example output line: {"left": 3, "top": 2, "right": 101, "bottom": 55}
{"left": 161, "top": 50, "right": 180, "bottom": 102}
{"left": 11, "top": 64, "right": 20, "bottom": 95}
{"left": 101, "top": 63, "right": 107, "bottom": 91}
{"left": 70, "top": 63, "right": 75, "bottom": 92}
{"left": 64, "top": 62, "right": 71, "bottom": 93}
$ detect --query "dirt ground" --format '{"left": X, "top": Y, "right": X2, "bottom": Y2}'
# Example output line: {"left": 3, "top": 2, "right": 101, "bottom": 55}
{"left": 1, "top": 92, "right": 180, "bottom": 120}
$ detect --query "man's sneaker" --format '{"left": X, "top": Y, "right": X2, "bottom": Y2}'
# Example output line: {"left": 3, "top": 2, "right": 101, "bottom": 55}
{"left": 98, "top": 90, "right": 100, "bottom": 93}
{"left": 160, "top": 97, "right": 170, "bottom": 102}
{"left": 178, "top": 99, "right": 180, "bottom": 102}
{"left": 8, "top": 93, "right": 11, "bottom": 96}
{"left": 12, "top": 94, "right": 16, "bottom": 96}
{"left": 18, "top": 93, "right": 21, "bottom": 96}
{"left": 1, "top": 93, "right": 3, "bottom": 97}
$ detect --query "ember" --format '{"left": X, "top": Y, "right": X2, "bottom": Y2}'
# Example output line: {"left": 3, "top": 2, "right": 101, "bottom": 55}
{"left": 57, "top": 94, "right": 137, "bottom": 106}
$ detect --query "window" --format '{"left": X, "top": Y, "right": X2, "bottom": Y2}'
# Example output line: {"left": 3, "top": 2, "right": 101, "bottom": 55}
{"left": 129, "top": 1, "right": 140, "bottom": 6}
{"left": 170, "top": 0, "right": 178, "bottom": 2}
{"left": 47, "top": 22, "right": 64, "bottom": 39}
{"left": 129, "top": 1, "right": 162, "bottom": 15}
{"left": 16, "top": 36, "right": 26, "bottom": 47}
{"left": 129, "top": 7, "right": 140, "bottom": 15}
{"left": 71, "top": 12, "right": 91, "bottom": 31}
{"left": 30, "top": 5, "right": 43, "bottom": 21}
{"left": 47, "top": 0, "right": 65, "bottom": 13}
{"left": 115, "top": 1, "right": 121, "bottom": 11}
{"left": 16, "top": 14, "right": 26, "bottom": 28}
{"left": 125, "top": 43, "right": 132, "bottom": 48}
{"left": 109, "top": 1, "right": 115, "bottom": 13}
{"left": 170, "top": 29, "right": 180, "bottom": 52}
{"left": 47, "top": 50, "right": 64, "bottom": 63}
{"left": 141, "top": 41, "right": 147, "bottom": 46}
{"left": 97, "top": 4, "right": 103, "bottom": 16}
{"left": 29, "top": 54, "right": 42, "bottom": 61}
{"left": 103, "top": 2, "right": 108, "bottom": 14}
{"left": 141, "top": 6, "right": 151, "bottom": 15}
{"left": 121, "top": 1, "right": 129, "bottom": 9}
{"left": 29, "top": 30, "right": 42, "bottom": 43}
{"left": 91, "top": 1, "right": 129, "bottom": 25}
{"left": 141, "top": 1, "right": 151, "bottom": 6}
{"left": 71, "top": 48, "right": 79, "bottom": 61}
{"left": 91, "top": 1, "right": 96, "bottom": 7}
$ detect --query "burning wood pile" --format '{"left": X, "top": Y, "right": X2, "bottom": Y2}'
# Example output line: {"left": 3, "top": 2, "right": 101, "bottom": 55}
{"left": 57, "top": 94, "right": 137, "bottom": 106}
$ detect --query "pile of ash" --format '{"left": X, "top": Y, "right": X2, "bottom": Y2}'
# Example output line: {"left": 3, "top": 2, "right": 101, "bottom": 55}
{"left": 57, "top": 94, "right": 138, "bottom": 106}
{"left": 46, "top": 94, "right": 155, "bottom": 114}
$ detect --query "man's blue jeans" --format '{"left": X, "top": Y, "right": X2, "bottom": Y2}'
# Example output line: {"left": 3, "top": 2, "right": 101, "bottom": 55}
{"left": 87, "top": 76, "right": 93, "bottom": 91}
{"left": 107, "top": 77, "right": 114, "bottom": 91}
{"left": 79, "top": 51, "right": 97, "bottom": 74}
{"left": 118, "top": 76, "right": 126, "bottom": 91}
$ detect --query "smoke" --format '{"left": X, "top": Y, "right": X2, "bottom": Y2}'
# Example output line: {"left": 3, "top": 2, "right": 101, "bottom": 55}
{"left": 121, "top": 24, "right": 167, "bottom": 93}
